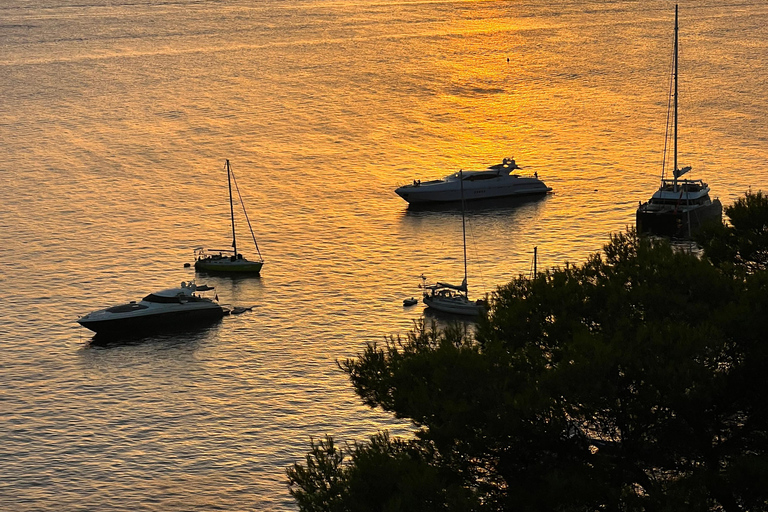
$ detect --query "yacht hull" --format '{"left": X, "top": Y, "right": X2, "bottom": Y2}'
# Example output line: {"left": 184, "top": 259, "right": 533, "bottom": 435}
{"left": 77, "top": 308, "right": 224, "bottom": 335}
{"left": 636, "top": 199, "right": 722, "bottom": 237}
{"left": 78, "top": 305, "right": 225, "bottom": 335}
{"left": 396, "top": 177, "right": 551, "bottom": 205}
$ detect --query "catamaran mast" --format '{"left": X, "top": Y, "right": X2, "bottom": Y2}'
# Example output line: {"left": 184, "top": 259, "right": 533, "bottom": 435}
{"left": 673, "top": 4, "right": 679, "bottom": 192}
{"left": 227, "top": 159, "right": 237, "bottom": 257}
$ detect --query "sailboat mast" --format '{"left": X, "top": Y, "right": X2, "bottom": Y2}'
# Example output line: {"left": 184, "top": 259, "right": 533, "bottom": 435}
{"left": 227, "top": 159, "right": 237, "bottom": 257}
{"left": 459, "top": 170, "right": 468, "bottom": 296}
{"left": 673, "top": 4, "right": 679, "bottom": 191}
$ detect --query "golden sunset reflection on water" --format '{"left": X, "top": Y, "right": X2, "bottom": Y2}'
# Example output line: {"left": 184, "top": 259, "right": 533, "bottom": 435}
{"left": 2, "top": 0, "right": 768, "bottom": 510}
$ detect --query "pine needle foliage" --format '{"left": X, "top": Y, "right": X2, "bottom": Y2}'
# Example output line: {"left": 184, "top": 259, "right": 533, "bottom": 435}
{"left": 289, "top": 193, "right": 768, "bottom": 512}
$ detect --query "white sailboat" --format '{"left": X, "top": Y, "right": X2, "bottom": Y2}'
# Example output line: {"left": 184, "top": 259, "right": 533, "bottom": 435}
{"left": 636, "top": 4, "right": 722, "bottom": 238}
{"left": 422, "top": 170, "right": 487, "bottom": 316}
{"left": 194, "top": 159, "right": 265, "bottom": 274}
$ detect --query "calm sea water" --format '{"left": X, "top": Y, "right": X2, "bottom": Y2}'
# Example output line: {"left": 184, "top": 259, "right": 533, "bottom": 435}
{"left": 2, "top": 0, "right": 767, "bottom": 510}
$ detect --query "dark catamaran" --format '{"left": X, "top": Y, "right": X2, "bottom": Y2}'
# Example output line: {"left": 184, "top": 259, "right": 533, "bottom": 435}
{"left": 636, "top": 5, "right": 722, "bottom": 238}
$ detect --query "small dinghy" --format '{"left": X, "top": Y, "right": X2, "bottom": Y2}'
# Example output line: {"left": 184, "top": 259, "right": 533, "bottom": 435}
{"left": 403, "top": 297, "right": 418, "bottom": 307}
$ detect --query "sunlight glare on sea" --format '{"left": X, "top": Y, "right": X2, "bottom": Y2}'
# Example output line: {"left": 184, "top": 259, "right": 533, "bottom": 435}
{"left": 1, "top": 0, "right": 767, "bottom": 510}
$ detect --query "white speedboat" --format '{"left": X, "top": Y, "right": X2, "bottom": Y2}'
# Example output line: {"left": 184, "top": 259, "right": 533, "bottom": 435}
{"left": 77, "top": 282, "right": 225, "bottom": 335}
{"left": 395, "top": 157, "right": 551, "bottom": 205}
{"left": 636, "top": 5, "right": 722, "bottom": 238}
{"left": 194, "top": 159, "right": 264, "bottom": 274}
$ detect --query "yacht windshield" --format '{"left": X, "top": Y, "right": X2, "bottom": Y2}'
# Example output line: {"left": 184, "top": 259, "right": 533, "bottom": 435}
{"left": 143, "top": 293, "right": 185, "bottom": 303}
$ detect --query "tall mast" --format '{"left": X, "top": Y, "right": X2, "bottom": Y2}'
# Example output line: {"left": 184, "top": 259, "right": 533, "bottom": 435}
{"left": 459, "top": 170, "right": 468, "bottom": 296}
{"left": 673, "top": 4, "right": 679, "bottom": 191}
{"left": 227, "top": 159, "right": 237, "bottom": 257}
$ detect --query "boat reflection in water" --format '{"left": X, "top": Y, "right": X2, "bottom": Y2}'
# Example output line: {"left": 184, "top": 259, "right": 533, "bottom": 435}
{"left": 84, "top": 323, "right": 223, "bottom": 348}
{"left": 77, "top": 281, "right": 226, "bottom": 338}
{"left": 395, "top": 157, "right": 552, "bottom": 207}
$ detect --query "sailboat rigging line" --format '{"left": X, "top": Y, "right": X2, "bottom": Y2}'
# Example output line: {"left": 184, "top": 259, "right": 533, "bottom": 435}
{"left": 227, "top": 161, "right": 237, "bottom": 256}
{"left": 227, "top": 162, "right": 263, "bottom": 260}
{"left": 465, "top": 212, "right": 487, "bottom": 293}
{"left": 459, "top": 170, "right": 468, "bottom": 297}
{"left": 661, "top": 46, "right": 675, "bottom": 183}
{"left": 457, "top": 172, "right": 486, "bottom": 296}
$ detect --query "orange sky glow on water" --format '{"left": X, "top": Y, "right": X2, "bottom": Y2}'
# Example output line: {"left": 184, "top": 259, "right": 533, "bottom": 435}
{"left": 2, "top": 1, "right": 767, "bottom": 510}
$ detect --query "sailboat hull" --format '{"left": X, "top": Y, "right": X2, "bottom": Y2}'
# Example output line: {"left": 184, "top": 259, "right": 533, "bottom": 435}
{"left": 636, "top": 199, "right": 722, "bottom": 237}
{"left": 194, "top": 256, "right": 264, "bottom": 273}
{"left": 423, "top": 294, "right": 485, "bottom": 316}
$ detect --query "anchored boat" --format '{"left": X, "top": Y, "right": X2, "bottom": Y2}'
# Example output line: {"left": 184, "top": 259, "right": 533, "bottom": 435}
{"left": 194, "top": 159, "right": 265, "bottom": 273}
{"left": 77, "top": 281, "right": 225, "bottom": 335}
{"left": 636, "top": 5, "right": 722, "bottom": 238}
{"left": 395, "top": 157, "right": 551, "bottom": 206}
{"left": 421, "top": 170, "right": 487, "bottom": 317}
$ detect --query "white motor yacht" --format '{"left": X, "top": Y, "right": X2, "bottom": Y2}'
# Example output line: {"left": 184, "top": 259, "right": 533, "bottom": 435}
{"left": 395, "top": 157, "right": 551, "bottom": 206}
{"left": 77, "top": 282, "right": 226, "bottom": 335}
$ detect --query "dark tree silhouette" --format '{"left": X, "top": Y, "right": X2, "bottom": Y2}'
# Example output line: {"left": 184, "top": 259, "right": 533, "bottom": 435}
{"left": 289, "top": 196, "right": 768, "bottom": 512}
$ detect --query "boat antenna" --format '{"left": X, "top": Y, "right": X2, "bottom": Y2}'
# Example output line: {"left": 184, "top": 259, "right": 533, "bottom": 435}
{"left": 227, "top": 159, "right": 237, "bottom": 257}
{"left": 459, "top": 169, "right": 468, "bottom": 297}
{"left": 228, "top": 161, "right": 264, "bottom": 261}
